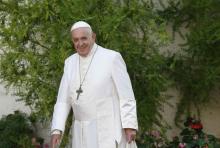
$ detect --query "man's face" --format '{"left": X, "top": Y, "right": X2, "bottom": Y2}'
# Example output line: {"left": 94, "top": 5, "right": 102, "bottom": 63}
{"left": 71, "top": 27, "right": 96, "bottom": 57}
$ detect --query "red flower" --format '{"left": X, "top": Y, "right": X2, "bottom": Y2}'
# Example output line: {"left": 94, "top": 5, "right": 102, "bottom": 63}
{"left": 190, "top": 122, "right": 203, "bottom": 129}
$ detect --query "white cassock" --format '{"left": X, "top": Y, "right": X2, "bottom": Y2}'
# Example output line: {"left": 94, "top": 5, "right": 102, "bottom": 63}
{"left": 51, "top": 43, "right": 138, "bottom": 148}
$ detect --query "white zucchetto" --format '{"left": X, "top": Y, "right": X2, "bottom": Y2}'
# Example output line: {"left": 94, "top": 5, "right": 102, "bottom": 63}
{"left": 71, "top": 21, "right": 91, "bottom": 32}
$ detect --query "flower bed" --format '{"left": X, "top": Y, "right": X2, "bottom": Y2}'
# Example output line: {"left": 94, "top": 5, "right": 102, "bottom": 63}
{"left": 137, "top": 117, "right": 220, "bottom": 148}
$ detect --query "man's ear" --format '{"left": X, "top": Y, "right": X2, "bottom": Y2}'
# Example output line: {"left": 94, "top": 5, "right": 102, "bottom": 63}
{"left": 92, "top": 32, "right": 96, "bottom": 41}
{"left": 71, "top": 42, "right": 75, "bottom": 50}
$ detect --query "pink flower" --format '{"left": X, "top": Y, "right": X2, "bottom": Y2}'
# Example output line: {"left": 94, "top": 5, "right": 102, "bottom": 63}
{"left": 178, "top": 143, "right": 186, "bottom": 148}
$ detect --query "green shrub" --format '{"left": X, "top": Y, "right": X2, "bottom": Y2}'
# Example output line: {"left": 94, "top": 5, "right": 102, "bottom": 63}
{"left": 0, "top": 111, "right": 34, "bottom": 148}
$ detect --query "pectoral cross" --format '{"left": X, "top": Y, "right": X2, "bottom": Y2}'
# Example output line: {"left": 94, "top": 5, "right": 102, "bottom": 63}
{"left": 76, "top": 85, "right": 83, "bottom": 100}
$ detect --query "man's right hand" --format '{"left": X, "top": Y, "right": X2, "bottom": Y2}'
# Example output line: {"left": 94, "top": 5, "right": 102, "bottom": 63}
{"left": 50, "top": 134, "right": 61, "bottom": 148}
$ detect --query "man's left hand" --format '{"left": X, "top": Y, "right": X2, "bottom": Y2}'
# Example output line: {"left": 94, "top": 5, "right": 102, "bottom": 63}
{"left": 124, "top": 128, "right": 136, "bottom": 143}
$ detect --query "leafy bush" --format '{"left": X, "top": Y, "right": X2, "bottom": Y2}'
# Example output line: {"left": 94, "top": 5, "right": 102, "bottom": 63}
{"left": 0, "top": 111, "right": 37, "bottom": 148}
{"left": 176, "top": 117, "right": 220, "bottom": 148}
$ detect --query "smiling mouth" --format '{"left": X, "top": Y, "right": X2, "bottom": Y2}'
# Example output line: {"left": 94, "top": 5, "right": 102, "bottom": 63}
{"left": 78, "top": 48, "right": 86, "bottom": 51}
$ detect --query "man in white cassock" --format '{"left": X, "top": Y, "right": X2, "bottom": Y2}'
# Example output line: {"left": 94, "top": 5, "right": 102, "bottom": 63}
{"left": 50, "top": 21, "right": 138, "bottom": 148}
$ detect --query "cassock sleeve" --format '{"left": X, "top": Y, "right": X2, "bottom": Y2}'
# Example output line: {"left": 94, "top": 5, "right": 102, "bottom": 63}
{"left": 111, "top": 52, "right": 138, "bottom": 130}
{"left": 51, "top": 60, "right": 72, "bottom": 133}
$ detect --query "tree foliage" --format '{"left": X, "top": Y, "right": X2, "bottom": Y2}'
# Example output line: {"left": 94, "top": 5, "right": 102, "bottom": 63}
{"left": 0, "top": 0, "right": 168, "bottom": 139}
{"left": 159, "top": 0, "right": 220, "bottom": 125}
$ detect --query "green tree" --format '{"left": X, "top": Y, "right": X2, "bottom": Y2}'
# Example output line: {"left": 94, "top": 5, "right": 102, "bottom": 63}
{"left": 0, "top": 0, "right": 169, "bottom": 143}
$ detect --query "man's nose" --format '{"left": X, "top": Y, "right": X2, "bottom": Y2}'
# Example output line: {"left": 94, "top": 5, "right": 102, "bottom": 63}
{"left": 78, "top": 40, "right": 83, "bottom": 47}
